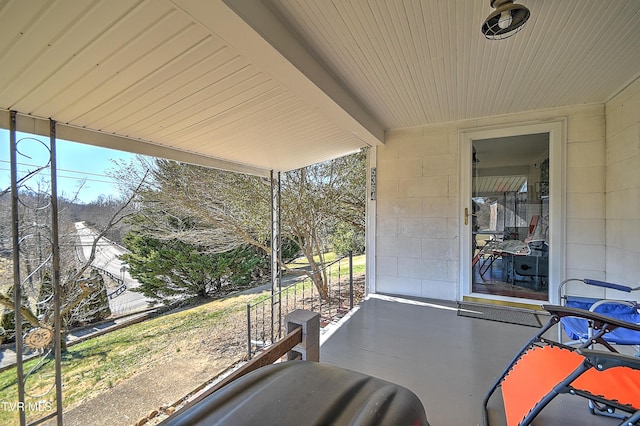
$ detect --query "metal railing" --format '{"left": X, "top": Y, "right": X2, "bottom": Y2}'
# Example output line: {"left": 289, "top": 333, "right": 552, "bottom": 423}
{"left": 158, "top": 309, "right": 321, "bottom": 425}
{"left": 92, "top": 267, "right": 128, "bottom": 299}
{"left": 246, "top": 252, "right": 357, "bottom": 360}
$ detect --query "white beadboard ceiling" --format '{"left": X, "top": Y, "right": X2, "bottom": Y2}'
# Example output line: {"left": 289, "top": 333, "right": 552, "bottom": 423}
{"left": 1, "top": 0, "right": 639, "bottom": 175}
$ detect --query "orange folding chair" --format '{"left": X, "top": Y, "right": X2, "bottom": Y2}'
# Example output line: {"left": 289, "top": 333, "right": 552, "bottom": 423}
{"left": 483, "top": 305, "right": 640, "bottom": 425}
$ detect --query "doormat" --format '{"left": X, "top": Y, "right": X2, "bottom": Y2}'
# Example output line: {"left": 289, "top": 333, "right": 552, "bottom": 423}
{"left": 457, "top": 302, "right": 544, "bottom": 328}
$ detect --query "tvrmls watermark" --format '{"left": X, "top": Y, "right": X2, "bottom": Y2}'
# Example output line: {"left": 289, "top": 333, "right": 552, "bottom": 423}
{"left": 1, "top": 400, "right": 53, "bottom": 412}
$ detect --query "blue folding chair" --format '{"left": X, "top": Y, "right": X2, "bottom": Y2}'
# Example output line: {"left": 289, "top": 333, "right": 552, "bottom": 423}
{"left": 558, "top": 278, "right": 640, "bottom": 353}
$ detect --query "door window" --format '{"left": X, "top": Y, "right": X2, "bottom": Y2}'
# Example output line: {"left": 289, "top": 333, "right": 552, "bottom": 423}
{"left": 471, "top": 135, "right": 549, "bottom": 301}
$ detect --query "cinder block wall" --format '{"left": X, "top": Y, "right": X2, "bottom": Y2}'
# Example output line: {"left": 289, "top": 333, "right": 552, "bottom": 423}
{"left": 564, "top": 106, "right": 607, "bottom": 283}
{"left": 605, "top": 77, "right": 640, "bottom": 288}
{"left": 377, "top": 126, "right": 458, "bottom": 300}
{"left": 375, "top": 104, "right": 606, "bottom": 301}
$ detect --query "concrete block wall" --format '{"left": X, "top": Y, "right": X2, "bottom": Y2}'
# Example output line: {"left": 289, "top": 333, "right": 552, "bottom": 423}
{"left": 564, "top": 105, "right": 607, "bottom": 286}
{"left": 374, "top": 104, "right": 607, "bottom": 301}
{"left": 376, "top": 126, "right": 459, "bottom": 300}
{"left": 605, "top": 77, "right": 640, "bottom": 290}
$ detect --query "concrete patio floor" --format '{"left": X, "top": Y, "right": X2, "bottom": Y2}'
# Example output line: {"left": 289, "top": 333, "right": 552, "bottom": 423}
{"left": 320, "top": 294, "right": 622, "bottom": 426}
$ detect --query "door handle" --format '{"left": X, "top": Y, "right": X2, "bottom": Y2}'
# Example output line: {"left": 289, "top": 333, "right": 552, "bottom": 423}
{"left": 465, "top": 208, "right": 469, "bottom": 225}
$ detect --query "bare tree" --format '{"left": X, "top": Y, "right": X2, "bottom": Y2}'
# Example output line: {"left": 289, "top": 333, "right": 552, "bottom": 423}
{"left": 0, "top": 173, "right": 145, "bottom": 351}
{"left": 115, "top": 151, "right": 366, "bottom": 299}
{"left": 280, "top": 152, "right": 367, "bottom": 297}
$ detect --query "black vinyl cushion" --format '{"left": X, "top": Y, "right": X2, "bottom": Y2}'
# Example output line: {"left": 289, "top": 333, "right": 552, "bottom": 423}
{"left": 164, "top": 360, "right": 429, "bottom": 426}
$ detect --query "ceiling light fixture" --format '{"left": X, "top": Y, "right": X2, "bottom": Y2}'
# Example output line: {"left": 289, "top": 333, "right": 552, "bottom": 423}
{"left": 482, "top": 0, "right": 530, "bottom": 40}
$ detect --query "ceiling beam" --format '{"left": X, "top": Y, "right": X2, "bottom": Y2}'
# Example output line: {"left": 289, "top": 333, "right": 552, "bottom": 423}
{"left": 170, "top": 0, "right": 385, "bottom": 147}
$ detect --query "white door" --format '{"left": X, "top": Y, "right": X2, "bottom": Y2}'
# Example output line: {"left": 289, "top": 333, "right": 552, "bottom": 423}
{"left": 460, "top": 121, "right": 565, "bottom": 305}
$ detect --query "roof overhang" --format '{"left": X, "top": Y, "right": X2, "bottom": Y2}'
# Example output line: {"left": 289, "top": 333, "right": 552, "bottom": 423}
{"left": 2, "top": 109, "right": 271, "bottom": 177}
{"left": 0, "top": 0, "right": 383, "bottom": 175}
{"left": 2, "top": 0, "right": 639, "bottom": 176}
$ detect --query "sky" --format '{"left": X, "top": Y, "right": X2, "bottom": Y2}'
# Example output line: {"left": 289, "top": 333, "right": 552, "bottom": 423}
{"left": 1, "top": 129, "right": 136, "bottom": 204}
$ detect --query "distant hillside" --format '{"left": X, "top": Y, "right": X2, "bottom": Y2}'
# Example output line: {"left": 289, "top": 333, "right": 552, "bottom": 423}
{"left": 65, "top": 197, "right": 133, "bottom": 245}
{"left": 0, "top": 192, "right": 133, "bottom": 249}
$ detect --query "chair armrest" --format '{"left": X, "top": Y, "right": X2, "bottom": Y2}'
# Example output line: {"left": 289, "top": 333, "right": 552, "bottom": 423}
{"left": 579, "top": 348, "right": 640, "bottom": 371}
{"left": 558, "top": 278, "right": 640, "bottom": 304}
{"left": 543, "top": 304, "right": 640, "bottom": 333}
{"left": 590, "top": 299, "right": 637, "bottom": 311}
{"left": 583, "top": 279, "right": 635, "bottom": 293}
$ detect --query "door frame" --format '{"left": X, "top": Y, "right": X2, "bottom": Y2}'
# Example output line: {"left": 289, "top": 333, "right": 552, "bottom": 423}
{"left": 459, "top": 120, "right": 566, "bottom": 305}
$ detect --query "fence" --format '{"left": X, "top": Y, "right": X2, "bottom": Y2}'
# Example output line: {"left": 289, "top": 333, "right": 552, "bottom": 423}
{"left": 246, "top": 252, "right": 360, "bottom": 360}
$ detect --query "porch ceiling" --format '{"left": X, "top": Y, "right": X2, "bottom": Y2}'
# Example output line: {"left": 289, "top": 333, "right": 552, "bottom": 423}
{"left": 1, "top": 0, "right": 639, "bottom": 174}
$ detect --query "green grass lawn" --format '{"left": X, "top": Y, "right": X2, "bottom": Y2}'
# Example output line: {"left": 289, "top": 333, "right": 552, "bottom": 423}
{"left": 287, "top": 252, "right": 365, "bottom": 274}
{"left": 0, "top": 292, "right": 255, "bottom": 424}
{"left": 0, "top": 253, "right": 365, "bottom": 424}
